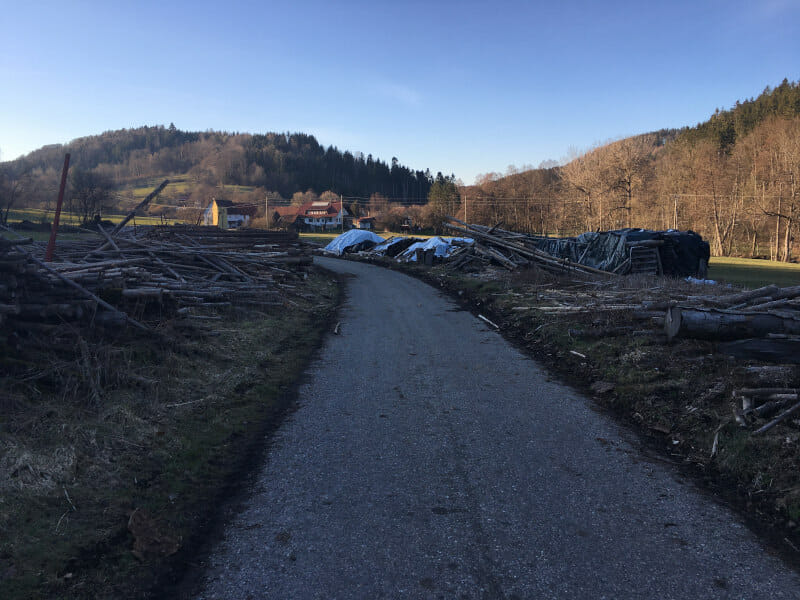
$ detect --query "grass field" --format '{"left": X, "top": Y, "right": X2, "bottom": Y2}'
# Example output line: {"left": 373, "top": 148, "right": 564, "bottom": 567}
{"left": 129, "top": 175, "right": 256, "bottom": 202}
{"left": 709, "top": 256, "right": 800, "bottom": 288}
{"left": 5, "top": 207, "right": 182, "bottom": 227}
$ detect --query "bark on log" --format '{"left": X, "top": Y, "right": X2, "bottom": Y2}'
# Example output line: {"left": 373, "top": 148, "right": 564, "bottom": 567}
{"left": 718, "top": 338, "right": 800, "bottom": 364}
{"left": 665, "top": 306, "right": 800, "bottom": 342}
{"left": 752, "top": 400, "right": 800, "bottom": 435}
{"left": 741, "top": 365, "right": 796, "bottom": 382}
{"left": 712, "top": 285, "right": 780, "bottom": 308}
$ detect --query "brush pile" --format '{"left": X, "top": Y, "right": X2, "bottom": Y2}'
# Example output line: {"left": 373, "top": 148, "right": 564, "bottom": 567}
{"left": 0, "top": 223, "right": 313, "bottom": 333}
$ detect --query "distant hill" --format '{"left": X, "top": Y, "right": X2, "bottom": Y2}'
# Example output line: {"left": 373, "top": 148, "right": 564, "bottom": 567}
{"left": 1, "top": 126, "right": 435, "bottom": 211}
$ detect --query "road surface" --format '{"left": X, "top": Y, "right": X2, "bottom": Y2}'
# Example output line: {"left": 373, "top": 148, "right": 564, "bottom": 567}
{"left": 194, "top": 257, "right": 800, "bottom": 599}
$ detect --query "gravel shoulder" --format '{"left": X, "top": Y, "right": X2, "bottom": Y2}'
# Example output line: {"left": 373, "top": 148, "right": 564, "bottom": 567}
{"left": 193, "top": 257, "right": 800, "bottom": 599}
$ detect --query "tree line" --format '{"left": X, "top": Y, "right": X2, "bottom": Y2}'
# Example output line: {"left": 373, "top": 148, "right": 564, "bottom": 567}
{"left": 0, "top": 125, "right": 434, "bottom": 224}
{"left": 459, "top": 79, "right": 800, "bottom": 261}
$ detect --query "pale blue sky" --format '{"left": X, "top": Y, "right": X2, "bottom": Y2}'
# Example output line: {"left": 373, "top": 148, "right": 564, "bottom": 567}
{"left": 1, "top": 0, "right": 798, "bottom": 183}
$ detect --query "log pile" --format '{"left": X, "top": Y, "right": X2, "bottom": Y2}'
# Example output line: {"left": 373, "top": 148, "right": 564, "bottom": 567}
{"left": 731, "top": 388, "right": 800, "bottom": 435}
{"left": 504, "top": 279, "right": 683, "bottom": 334}
{"left": 664, "top": 284, "right": 800, "bottom": 362}
{"left": 504, "top": 276, "right": 800, "bottom": 362}
{"left": 442, "top": 217, "right": 612, "bottom": 278}
{"left": 499, "top": 277, "right": 800, "bottom": 360}
{"left": 0, "top": 223, "right": 314, "bottom": 333}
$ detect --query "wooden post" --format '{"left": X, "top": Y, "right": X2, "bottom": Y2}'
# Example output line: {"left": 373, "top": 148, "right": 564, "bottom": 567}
{"left": 45, "top": 153, "right": 70, "bottom": 262}
{"left": 110, "top": 179, "right": 169, "bottom": 236}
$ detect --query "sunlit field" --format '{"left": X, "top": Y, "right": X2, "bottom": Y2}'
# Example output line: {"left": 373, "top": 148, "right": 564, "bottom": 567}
{"left": 709, "top": 256, "right": 800, "bottom": 288}
{"left": 5, "top": 207, "right": 180, "bottom": 226}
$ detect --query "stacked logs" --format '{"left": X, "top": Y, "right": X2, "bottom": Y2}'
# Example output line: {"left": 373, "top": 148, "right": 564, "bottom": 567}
{"left": 442, "top": 217, "right": 611, "bottom": 278}
{"left": 665, "top": 284, "right": 800, "bottom": 362}
{"left": 731, "top": 387, "right": 800, "bottom": 435}
{"left": 0, "top": 224, "right": 314, "bottom": 333}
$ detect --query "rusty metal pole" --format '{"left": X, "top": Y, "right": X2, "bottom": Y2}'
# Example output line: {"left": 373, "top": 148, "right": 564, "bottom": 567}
{"left": 45, "top": 153, "right": 70, "bottom": 262}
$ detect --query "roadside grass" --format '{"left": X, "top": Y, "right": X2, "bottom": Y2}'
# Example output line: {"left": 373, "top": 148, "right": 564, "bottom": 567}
{"left": 709, "top": 256, "right": 800, "bottom": 288}
{"left": 0, "top": 270, "right": 340, "bottom": 599}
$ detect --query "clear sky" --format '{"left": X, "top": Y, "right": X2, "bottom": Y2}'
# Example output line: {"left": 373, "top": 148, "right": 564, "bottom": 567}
{"left": 1, "top": 0, "right": 798, "bottom": 184}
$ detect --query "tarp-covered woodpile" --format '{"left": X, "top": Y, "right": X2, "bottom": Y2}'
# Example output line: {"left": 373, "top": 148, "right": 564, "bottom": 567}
{"left": 533, "top": 229, "right": 710, "bottom": 277}
{"left": 0, "top": 224, "right": 313, "bottom": 333}
{"left": 323, "top": 229, "right": 385, "bottom": 256}
{"left": 442, "top": 218, "right": 615, "bottom": 277}
{"left": 322, "top": 218, "right": 711, "bottom": 279}
{"left": 443, "top": 217, "right": 710, "bottom": 278}
{"left": 323, "top": 231, "right": 470, "bottom": 263}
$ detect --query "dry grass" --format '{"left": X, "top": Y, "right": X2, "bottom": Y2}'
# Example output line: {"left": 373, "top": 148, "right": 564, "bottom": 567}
{"left": 0, "top": 270, "right": 340, "bottom": 599}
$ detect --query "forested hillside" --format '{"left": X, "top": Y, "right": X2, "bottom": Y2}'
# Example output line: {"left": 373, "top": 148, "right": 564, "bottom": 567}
{"left": 466, "top": 79, "right": 800, "bottom": 260}
{"left": 0, "top": 126, "right": 434, "bottom": 222}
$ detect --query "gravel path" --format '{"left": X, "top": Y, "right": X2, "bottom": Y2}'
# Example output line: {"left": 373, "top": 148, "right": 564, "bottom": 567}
{"left": 194, "top": 257, "right": 800, "bottom": 599}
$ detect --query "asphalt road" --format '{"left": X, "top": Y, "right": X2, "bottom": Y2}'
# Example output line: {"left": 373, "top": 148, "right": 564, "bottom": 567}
{"left": 195, "top": 257, "right": 800, "bottom": 599}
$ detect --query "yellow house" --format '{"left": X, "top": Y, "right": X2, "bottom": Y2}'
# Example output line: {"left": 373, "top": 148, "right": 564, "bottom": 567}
{"left": 202, "top": 199, "right": 228, "bottom": 228}
{"left": 203, "top": 199, "right": 254, "bottom": 229}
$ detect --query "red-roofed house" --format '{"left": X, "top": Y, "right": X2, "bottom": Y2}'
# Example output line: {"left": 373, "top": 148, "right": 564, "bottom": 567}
{"left": 272, "top": 199, "right": 349, "bottom": 231}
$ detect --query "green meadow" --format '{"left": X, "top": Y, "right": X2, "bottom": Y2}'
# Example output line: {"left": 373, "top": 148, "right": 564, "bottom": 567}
{"left": 709, "top": 256, "right": 800, "bottom": 288}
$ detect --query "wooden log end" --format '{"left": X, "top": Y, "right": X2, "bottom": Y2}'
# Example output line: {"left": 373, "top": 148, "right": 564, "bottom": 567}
{"left": 664, "top": 306, "right": 682, "bottom": 342}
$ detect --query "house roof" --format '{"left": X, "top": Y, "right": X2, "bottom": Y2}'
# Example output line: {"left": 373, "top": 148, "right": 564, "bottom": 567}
{"left": 301, "top": 200, "right": 345, "bottom": 217}
{"left": 275, "top": 201, "right": 348, "bottom": 219}
{"left": 228, "top": 205, "right": 257, "bottom": 217}
{"left": 274, "top": 206, "right": 300, "bottom": 218}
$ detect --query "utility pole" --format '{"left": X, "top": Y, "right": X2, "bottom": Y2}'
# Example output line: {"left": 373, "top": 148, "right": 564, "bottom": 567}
{"left": 265, "top": 193, "right": 269, "bottom": 229}
{"left": 45, "top": 153, "right": 70, "bottom": 262}
{"left": 673, "top": 195, "right": 678, "bottom": 230}
{"left": 340, "top": 194, "right": 344, "bottom": 233}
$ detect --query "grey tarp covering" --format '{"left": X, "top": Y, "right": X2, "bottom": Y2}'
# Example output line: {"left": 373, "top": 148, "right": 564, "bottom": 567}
{"left": 372, "top": 237, "right": 422, "bottom": 258}
{"left": 536, "top": 229, "right": 710, "bottom": 276}
{"left": 323, "top": 230, "right": 385, "bottom": 256}
{"left": 397, "top": 237, "right": 474, "bottom": 262}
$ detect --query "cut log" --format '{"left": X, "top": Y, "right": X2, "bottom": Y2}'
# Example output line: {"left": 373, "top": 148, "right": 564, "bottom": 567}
{"left": 741, "top": 365, "right": 796, "bottom": 382}
{"left": 750, "top": 397, "right": 797, "bottom": 418}
{"left": 718, "top": 338, "right": 800, "bottom": 364}
{"left": 665, "top": 306, "right": 800, "bottom": 342}
{"left": 752, "top": 400, "right": 800, "bottom": 435}
{"left": 711, "top": 285, "right": 780, "bottom": 308}
{"left": 734, "top": 387, "right": 800, "bottom": 398}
